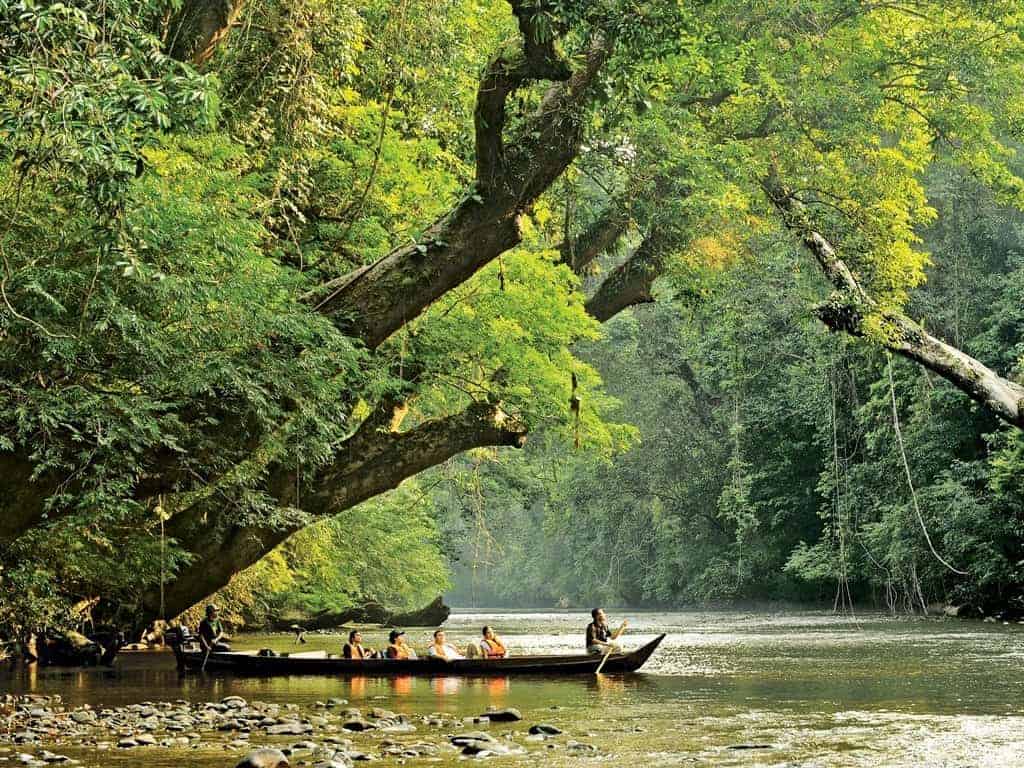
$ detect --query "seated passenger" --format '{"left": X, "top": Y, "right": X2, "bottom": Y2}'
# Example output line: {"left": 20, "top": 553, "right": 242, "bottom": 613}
{"left": 198, "top": 604, "right": 231, "bottom": 652}
{"left": 427, "top": 629, "right": 464, "bottom": 661}
{"left": 385, "top": 629, "right": 417, "bottom": 659}
{"left": 478, "top": 625, "right": 507, "bottom": 658}
{"left": 343, "top": 629, "right": 374, "bottom": 659}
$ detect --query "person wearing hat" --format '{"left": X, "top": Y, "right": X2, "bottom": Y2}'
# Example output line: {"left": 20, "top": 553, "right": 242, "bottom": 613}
{"left": 198, "top": 604, "right": 231, "bottom": 652}
{"left": 385, "top": 629, "right": 417, "bottom": 659}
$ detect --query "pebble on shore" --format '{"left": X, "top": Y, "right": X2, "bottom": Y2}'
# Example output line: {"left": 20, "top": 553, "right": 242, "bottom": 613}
{"left": 0, "top": 693, "right": 581, "bottom": 767}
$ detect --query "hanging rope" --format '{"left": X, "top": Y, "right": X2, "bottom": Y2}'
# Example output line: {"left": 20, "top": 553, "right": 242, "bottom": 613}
{"left": 570, "top": 371, "right": 581, "bottom": 450}
{"left": 157, "top": 496, "right": 167, "bottom": 621}
{"left": 830, "top": 364, "right": 854, "bottom": 615}
{"left": 886, "top": 354, "right": 968, "bottom": 576}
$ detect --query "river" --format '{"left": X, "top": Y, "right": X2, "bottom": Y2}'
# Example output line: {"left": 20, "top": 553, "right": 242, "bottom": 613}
{"left": 2, "top": 610, "right": 1023, "bottom": 767}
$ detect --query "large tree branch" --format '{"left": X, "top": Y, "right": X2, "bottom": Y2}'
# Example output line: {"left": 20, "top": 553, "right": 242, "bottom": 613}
{"left": 475, "top": 2, "right": 573, "bottom": 190}
{"left": 305, "top": 32, "right": 612, "bottom": 349}
{"left": 765, "top": 177, "right": 1024, "bottom": 430}
{"left": 584, "top": 234, "right": 667, "bottom": 322}
{"left": 560, "top": 201, "right": 631, "bottom": 273}
{"left": 141, "top": 400, "right": 526, "bottom": 622}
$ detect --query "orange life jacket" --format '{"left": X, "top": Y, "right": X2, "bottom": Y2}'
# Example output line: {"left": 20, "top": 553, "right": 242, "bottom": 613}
{"left": 387, "top": 643, "right": 410, "bottom": 659}
{"left": 344, "top": 643, "right": 366, "bottom": 659}
{"left": 482, "top": 637, "right": 506, "bottom": 658}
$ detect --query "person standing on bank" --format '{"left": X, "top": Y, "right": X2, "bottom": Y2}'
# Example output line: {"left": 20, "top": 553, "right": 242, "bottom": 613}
{"left": 586, "top": 608, "right": 626, "bottom": 654}
{"left": 198, "top": 604, "right": 231, "bottom": 652}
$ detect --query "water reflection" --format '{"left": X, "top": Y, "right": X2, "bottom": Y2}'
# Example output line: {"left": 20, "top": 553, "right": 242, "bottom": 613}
{"left": 389, "top": 674, "right": 413, "bottom": 697}
{"left": 3, "top": 611, "right": 1023, "bottom": 768}
{"left": 430, "top": 676, "right": 461, "bottom": 696}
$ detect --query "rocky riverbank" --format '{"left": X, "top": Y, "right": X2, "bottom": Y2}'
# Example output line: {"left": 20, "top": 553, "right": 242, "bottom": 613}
{"left": 0, "top": 694, "right": 596, "bottom": 767}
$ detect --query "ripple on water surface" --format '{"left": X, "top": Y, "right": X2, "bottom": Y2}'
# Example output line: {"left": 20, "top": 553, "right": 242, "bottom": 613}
{"left": 2, "top": 610, "right": 1022, "bottom": 767}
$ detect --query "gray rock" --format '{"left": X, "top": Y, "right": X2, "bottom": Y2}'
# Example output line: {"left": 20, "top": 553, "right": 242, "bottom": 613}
{"left": 462, "top": 743, "right": 521, "bottom": 757}
{"left": 481, "top": 708, "right": 521, "bottom": 723}
{"left": 39, "top": 751, "right": 74, "bottom": 763}
{"left": 567, "top": 740, "right": 597, "bottom": 752}
{"left": 223, "top": 696, "right": 248, "bottom": 709}
{"left": 116, "top": 738, "right": 137, "bottom": 749}
{"left": 400, "top": 743, "right": 439, "bottom": 757}
{"left": 341, "top": 720, "right": 374, "bottom": 732}
{"left": 528, "top": 723, "right": 562, "bottom": 736}
{"left": 378, "top": 723, "right": 416, "bottom": 734}
{"left": 135, "top": 734, "right": 157, "bottom": 746}
{"left": 267, "top": 723, "right": 313, "bottom": 736}
{"left": 346, "top": 752, "right": 376, "bottom": 762}
{"left": 451, "top": 732, "right": 497, "bottom": 746}
{"left": 326, "top": 699, "right": 348, "bottom": 708}
{"left": 69, "top": 711, "right": 96, "bottom": 725}
{"left": 235, "top": 748, "right": 290, "bottom": 768}
{"left": 312, "top": 759, "right": 352, "bottom": 768}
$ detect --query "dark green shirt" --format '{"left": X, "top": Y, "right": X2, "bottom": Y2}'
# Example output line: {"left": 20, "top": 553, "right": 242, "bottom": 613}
{"left": 199, "top": 617, "right": 223, "bottom": 647}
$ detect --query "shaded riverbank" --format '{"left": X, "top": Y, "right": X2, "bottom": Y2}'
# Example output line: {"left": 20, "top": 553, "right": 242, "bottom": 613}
{"left": 2, "top": 611, "right": 1023, "bottom": 767}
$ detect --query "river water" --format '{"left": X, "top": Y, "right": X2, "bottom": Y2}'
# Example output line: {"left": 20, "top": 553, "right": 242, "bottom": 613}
{"left": 3, "top": 610, "right": 1023, "bottom": 767}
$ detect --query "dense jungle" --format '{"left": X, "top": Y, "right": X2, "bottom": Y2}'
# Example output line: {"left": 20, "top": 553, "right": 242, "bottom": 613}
{"left": 2, "top": 0, "right": 1024, "bottom": 643}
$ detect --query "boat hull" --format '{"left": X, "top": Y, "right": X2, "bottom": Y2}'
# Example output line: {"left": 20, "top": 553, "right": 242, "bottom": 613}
{"left": 174, "top": 634, "right": 665, "bottom": 676}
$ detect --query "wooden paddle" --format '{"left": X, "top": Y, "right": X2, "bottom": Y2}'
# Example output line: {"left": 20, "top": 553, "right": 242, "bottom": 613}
{"left": 595, "top": 620, "right": 628, "bottom": 675}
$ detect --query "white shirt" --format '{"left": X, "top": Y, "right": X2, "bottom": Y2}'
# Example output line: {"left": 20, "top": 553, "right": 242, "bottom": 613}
{"left": 427, "top": 642, "right": 464, "bottom": 660}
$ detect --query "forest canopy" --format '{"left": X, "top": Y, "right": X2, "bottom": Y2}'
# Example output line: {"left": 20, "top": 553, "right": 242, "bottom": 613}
{"left": 1, "top": 0, "right": 1023, "bottom": 634}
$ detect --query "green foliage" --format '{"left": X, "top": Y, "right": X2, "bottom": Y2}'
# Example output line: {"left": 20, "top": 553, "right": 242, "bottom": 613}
{"left": 208, "top": 481, "right": 451, "bottom": 625}
{"left": 443, "top": 164, "right": 1024, "bottom": 614}
{"left": 0, "top": 0, "right": 214, "bottom": 212}
{"left": 3, "top": 0, "right": 1024, "bottom": 637}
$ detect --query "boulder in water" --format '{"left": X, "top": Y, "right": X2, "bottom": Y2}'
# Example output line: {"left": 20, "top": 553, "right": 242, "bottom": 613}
{"left": 529, "top": 723, "right": 562, "bottom": 735}
{"left": 482, "top": 707, "right": 522, "bottom": 722}
{"left": 236, "top": 748, "right": 290, "bottom": 768}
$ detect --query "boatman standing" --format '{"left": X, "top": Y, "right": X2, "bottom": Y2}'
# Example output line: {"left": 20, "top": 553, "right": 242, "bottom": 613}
{"left": 586, "top": 608, "right": 626, "bottom": 654}
{"left": 198, "top": 604, "right": 232, "bottom": 652}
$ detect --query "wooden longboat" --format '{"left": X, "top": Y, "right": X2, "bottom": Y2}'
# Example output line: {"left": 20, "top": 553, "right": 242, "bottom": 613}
{"left": 173, "top": 634, "right": 666, "bottom": 676}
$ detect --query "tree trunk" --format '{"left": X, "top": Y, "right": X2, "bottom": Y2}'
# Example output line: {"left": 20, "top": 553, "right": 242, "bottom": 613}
{"left": 141, "top": 401, "right": 526, "bottom": 623}
{"left": 560, "top": 202, "right": 630, "bottom": 273}
{"left": 165, "top": 0, "right": 244, "bottom": 65}
{"left": 766, "top": 177, "right": 1024, "bottom": 430}
{"left": 305, "top": 36, "right": 612, "bottom": 350}
{"left": 584, "top": 234, "right": 666, "bottom": 321}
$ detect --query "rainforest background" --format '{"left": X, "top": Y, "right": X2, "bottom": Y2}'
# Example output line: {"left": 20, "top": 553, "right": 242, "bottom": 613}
{"left": 2, "top": 0, "right": 1024, "bottom": 638}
